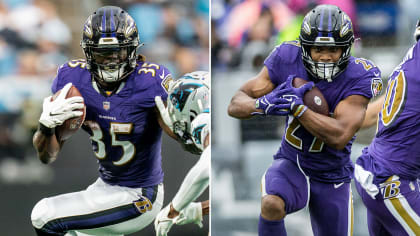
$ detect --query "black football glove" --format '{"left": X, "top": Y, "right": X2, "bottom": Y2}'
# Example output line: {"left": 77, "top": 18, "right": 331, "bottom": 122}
{"left": 178, "top": 132, "right": 202, "bottom": 155}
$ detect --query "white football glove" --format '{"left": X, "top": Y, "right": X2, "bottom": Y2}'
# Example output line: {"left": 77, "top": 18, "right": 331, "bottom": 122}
{"left": 155, "top": 96, "right": 174, "bottom": 132}
{"left": 39, "top": 83, "right": 84, "bottom": 128}
{"left": 154, "top": 204, "right": 176, "bottom": 236}
{"left": 175, "top": 202, "right": 203, "bottom": 228}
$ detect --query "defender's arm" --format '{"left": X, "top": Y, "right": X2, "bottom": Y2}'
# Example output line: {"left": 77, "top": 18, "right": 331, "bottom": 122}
{"left": 298, "top": 94, "right": 369, "bottom": 150}
{"left": 154, "top": 146, "right": 210, "bottom": 235}
{"left": 170, "top": 200, "right": 209, "bottom": 226}
{"left": 171, "top": 146, "right": 210, "bottom": 212}
{"left": 228, "top": 67, "right": 275, "bottom": 119}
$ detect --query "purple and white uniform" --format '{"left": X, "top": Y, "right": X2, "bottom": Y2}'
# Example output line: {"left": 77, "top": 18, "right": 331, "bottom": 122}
{"left": 261, "top": 41, "right": 380, "bottom": 236}
{"left": 355, "top": 41, "right": 420, "bottom": 236}
{"left": 31, "top": 59, "right": 173, "bottom": 235}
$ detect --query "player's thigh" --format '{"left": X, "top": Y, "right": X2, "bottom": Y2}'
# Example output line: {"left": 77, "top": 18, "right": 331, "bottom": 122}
{"left": 354, "top": 175, "right": 394, "bottom": 236}
{"left": 32, "top": 178, "right": 163, "bottom": 235}
{"left": 262, "top": 158, "right": 309, "bottom": 214}
{"left": 366, "top": 210, "right": 393, "bottom": 236}
{"left": 309, "top": 179, "right": 352, "bottom": 236}
{"left": 77, "top": 182, "right": 164, "bottom": 235}
{"left": 368, "top": 176, "right": 420, "bottom": 236}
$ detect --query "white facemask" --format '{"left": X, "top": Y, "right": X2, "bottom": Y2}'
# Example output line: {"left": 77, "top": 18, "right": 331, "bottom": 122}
{"left": 97, "top": 63, "right": 128, "bottom": 83}
{"left": 309, "top": 61, "right": 340, "bottom": 82}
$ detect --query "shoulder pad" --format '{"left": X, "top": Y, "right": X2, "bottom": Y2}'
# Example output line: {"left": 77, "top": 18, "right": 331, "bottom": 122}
{"left": 275, "top": 42, "right": 301, "bottom": 64}
{"left": 58, "top": 59, "right": 88, "bottom": 74}
{"left": 350, "top": 57, "right": 381, "bottom": 77}
{"left": 349, "top": 57, "right": 383, "bottom": 98}
{"left": 136, "top": 62, "right": 173, "bottom": 93}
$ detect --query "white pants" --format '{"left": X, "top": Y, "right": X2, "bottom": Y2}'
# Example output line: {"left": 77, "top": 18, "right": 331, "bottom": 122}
{"left": 31, "top": 178, "right": 164, "bottom": 235}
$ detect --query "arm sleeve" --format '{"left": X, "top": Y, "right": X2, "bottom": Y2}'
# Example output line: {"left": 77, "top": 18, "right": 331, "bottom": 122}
{"left": 51, "top": 64, "right": 70, "bottom": 93}
{"left": 172, "top": 147, "right": 210, "bottom": 212}
{"left": 136, "top": 64, "right": 173, "bottom": 108}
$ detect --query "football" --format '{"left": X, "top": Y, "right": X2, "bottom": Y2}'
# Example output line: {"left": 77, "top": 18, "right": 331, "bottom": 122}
{"left": 293, "top": 77, "right": 329, "bottom": 116}
{"left": 51, "top": 85, "right": 86, "bottom": 141}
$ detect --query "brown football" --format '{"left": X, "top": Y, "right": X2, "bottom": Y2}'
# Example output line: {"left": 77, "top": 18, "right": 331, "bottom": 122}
{"left": 293, "top": 77, "right": 329, "bottom": 116}
{"left": 51, "top": 85, "right": 86, "bottom": 141}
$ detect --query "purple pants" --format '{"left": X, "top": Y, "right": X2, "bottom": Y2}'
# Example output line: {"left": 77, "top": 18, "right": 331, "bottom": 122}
{"left": 262, "top": 158, "right": 353, "bottom": 236}
{"left": 355, "top": 159, "right": 420, "bottom": 236}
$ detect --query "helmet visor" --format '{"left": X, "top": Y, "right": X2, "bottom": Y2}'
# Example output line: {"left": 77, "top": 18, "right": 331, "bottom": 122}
{"left": 91, "top": 47, "right": 128, "bottom": 67}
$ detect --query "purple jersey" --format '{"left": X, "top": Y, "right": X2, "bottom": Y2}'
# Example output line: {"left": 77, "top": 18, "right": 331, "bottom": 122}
{"left": 52, "top": 59, "right": 173, "bottom": 188}
{"left": 264, "top": 41, "right": 381, "bottom": 182}
{"left": 367, "top": 41, "right": 420, "bottom": 180}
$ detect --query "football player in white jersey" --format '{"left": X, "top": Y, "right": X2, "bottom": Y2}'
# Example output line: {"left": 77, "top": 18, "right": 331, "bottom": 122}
{"left": 154, "top": 71, "right": 210, "bottom": 236}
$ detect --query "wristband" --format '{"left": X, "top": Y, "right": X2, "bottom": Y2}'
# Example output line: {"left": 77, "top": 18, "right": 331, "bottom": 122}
{"left": 293, "top": 105, "right": 308, "bottom": 118}
{"left": 253, "top": 96, "right": 270, "bottom": 115}
{"left": 39, "top": 123, "right": 55, "bottom": 136}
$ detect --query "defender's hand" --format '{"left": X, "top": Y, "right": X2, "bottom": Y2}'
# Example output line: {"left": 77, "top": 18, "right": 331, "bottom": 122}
{"left": 175, "top": 202, "right": 203, "bottom": 228}
{"left": 155, "top": 96, "right": 174, "bottom": 132}
{"left": 39, "top": 83, "right": 84, "bottom": 129}
{"left": 154, "top": 204, "right": 175, "bottom": 236}
{"left": 181, "top": 137, "right": 203, "bottom": 155}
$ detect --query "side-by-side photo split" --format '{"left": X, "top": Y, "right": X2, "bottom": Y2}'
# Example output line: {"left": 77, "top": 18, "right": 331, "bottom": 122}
{"left": 2, "top": 0, "right": 420, "bottom": 236}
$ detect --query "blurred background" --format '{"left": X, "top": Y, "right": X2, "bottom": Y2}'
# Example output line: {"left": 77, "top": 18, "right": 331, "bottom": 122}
{"left": 211, "top": 0, "right": 418, "bottom": 235}
{"left": 0, "top": 0, "right": 209, "bottom": 235}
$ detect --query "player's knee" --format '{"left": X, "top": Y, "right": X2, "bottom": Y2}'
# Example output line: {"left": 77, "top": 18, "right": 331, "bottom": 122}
{"left": 261, "top": 195, "right": 286, "bottom": 220}
{"left": 32, "top": 198, "right": 65, "bottom": 235}
{"left": 32, "top": 198, "right": 50, "bottom": 229}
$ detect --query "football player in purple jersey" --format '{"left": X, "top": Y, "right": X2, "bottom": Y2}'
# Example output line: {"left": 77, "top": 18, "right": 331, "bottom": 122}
{"left": 354, "top": 19, "right": 420, "bottom": 236}
{"left": 30, "top": 6, "right": 193, "bottom": 236}
{"left": 228, "top": 4, "right": 382, "bottom": 236}
{"left": 361, "top": 20, "right": 420, "bottom": 130}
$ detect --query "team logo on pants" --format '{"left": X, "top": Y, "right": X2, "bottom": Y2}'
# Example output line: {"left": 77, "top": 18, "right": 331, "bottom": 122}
{"left": 380, "top": 180, "right": 401, "bottom": 199}
{"left": 133, "top": 196, "right": 153, "bottom": 214}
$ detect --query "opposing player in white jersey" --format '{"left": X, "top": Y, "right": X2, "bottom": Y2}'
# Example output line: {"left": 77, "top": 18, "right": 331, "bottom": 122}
{"left": 153, "top": 71, "right": 210, "bottom": 236}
